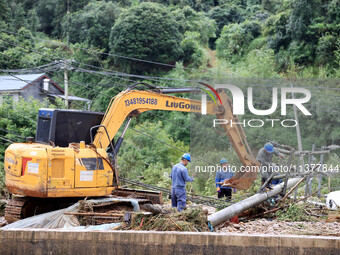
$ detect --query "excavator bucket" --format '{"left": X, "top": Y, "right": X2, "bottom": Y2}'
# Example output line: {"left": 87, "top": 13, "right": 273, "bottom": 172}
{"left": 222, "top": 172, "right": 257, "bottom": 190}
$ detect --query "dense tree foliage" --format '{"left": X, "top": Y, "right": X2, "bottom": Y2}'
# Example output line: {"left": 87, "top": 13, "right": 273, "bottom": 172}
{"left": 110, "top": 2, "right": 183, "bottom": 72}
{"left": 216, "top": 20, "right": 261, "bottom": 62}
{"left": 62, "top": 1, "right": 119, "bottom": 51}
{"left": 1, "top": 0, "right": 339, "bottom": 73}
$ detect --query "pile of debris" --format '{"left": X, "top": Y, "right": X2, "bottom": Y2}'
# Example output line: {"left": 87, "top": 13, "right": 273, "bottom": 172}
{"left": 71, "top": 199, "right": 210, "bottom": 232}
{"left": 117, "top": 206, "right": 210, "bottom": 232}
{"left": 66, "top": 197, "right": 144, "bottom": 226}
{"left": 1, "top": 197, "right": 211, "bottom": 232}
{"left": 1, "top": 187, "right": 338, "bottom": 234}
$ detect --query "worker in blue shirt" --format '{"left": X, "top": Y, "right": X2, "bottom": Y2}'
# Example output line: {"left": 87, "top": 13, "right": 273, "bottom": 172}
{"left": 215, "top": 158, "right": 234, "bottom": 201}
{"left": 170, "top": 153, "right": 194, "bottom": 211}
{"left": 256, "top": 143, "right": 283, "bottom": 189}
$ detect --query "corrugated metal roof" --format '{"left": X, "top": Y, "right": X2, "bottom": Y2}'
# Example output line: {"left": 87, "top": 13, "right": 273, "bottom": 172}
{"left": 0, "top": 73, "right": 45, "bottom": 91}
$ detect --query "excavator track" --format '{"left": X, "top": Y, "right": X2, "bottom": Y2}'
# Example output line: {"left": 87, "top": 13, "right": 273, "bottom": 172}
{"left": 4, "top": 196, "right": 81, "bottom": 223}
{"left": 4, "top": 196, "right": 29, "bottom": 223}
{"left": 4, "top": 188, "right": 162, "bottom": 224}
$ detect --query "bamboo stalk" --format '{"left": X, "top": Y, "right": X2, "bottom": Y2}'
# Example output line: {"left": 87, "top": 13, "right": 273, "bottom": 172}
{"left": 168, "top": 216, "right": 183, "bottom": 230}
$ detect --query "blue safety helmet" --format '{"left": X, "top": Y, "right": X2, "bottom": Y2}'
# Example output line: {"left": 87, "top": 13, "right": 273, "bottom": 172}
{"left": 182, "top": 153, "right": 191, "bottom": 162}
{"left": 220, "top": 158, "right": 228, "bottom": 164}
{"left": 264, "top": 143, "right": 274, "bottom": 153}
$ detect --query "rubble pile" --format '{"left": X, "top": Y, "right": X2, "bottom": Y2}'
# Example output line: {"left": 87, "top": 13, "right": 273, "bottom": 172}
{"left": 68, "top": 198, "right": 210, "bottom": 231}
{"left": 117, "top": 207, "right": 210, "bottom": 232}
{"left": 1, "top": 192, "right": 339, "bottom": 236}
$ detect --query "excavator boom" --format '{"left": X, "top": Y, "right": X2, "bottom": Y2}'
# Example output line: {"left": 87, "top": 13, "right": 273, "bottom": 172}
{"left": 93, "top": 89, "right": 218, "bottom": 149}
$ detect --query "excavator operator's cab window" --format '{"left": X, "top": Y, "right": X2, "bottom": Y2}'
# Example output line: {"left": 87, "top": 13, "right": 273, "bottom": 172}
{"left": 36, "top": 109, "right": 53, "bottom": 143}
{"left": 35, "top": 109, "right": 104, "bottom": 146}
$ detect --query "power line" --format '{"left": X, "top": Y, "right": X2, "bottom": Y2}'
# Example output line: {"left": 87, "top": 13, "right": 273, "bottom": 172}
{"left": 0, "top": 36, "right": 139, "bottom": 88}
{"left": 145, "top": 111, "right": 231, "bottom": 147}
{"left": 1, "top": 62, "right": 338, "bottom": 114}
{"left": 72, "top": 61, "right": 340, "bottom": 92}
{"left": 1, "top": 36, "right": 339, "bottom": 113}
{"left": 0, "top": 37, "right": 62, "bottom": 63}
{"left": 0, "top": 135, "right": 19, "bottom": 144}
{"left": 44, "top": 72, "right": 338, "bottom": 152}
{"left": 2, "top": 36, "right": 340, "bottom": 98}
{"left": 0, "top": 128, "right": 26, "bottom": 139}
{"left": 0, "top": 33, "right": 151, "bottom": 87}
{"left": 0, "top": 28, "right": 223, "bottom": 75}
{"left": 73, "top": 65, "right": 340, "bottom": 103}
{"left": 72, "top": 60, "right": 191, "bottom": 85}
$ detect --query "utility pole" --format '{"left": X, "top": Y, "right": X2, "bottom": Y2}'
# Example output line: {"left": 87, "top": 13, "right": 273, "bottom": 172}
{"left": 64, "top": 0, "right": 70, "bottom": 108}
{"left": 66, "top": 0, "right": 70, "bottom": 46}
{"left": 61, "top": 59, "right": 73, "bottom": 108}
{"left": 305, "top": 144, "right": 315, "bottom": 199}
{"left": 64, "top": 62, "right": 69, "bottom": 108}
{"left": 292, "top": 83, "right": 304, "bottom": 200}
{"left": 291, "top": 84, "right": 304, "bottom": 170}
{"left": 318, "top": 146, "right": 325, "bottom": 197}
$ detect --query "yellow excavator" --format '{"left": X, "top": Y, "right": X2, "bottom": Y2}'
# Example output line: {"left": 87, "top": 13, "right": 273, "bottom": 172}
{"left": 4, "top": 83, "right": 259, "bottom": 220}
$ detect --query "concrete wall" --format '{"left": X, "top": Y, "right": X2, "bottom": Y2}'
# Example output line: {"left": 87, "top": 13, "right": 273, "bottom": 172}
{"left": 0, "top": 229, "right": 339, "bottom": 255}
{"left": 0, "top": 93, "right": 19, "bottom": 103}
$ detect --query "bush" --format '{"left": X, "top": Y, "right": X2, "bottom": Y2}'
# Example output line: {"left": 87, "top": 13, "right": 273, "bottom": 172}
{"left": 181, "top": 31, "right": 205, "bottom": 67}
{"left": 316, "top": 34, "right": 338, "bottom": 66}
{"left": 245, "top": 48, "right": 279, "bottom": 78}
{"left": 117, "top": 121, "right": 188, "bottom": 184}
{"left": 276, "top": 203, "right": 313, "bottom": 221}
{"left": 216, "top": 23, "right": 247, "bottom": 62}
{"left": 0, "top": 97, "right": 61, "bottom": 195}
{"left": 216, "top": 21, "right": 262, "bottom": 63}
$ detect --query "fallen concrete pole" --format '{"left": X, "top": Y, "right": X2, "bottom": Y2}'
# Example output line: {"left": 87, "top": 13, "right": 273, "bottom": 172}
{"left": 208, "top": 177, "right": 302, "bottom": 226}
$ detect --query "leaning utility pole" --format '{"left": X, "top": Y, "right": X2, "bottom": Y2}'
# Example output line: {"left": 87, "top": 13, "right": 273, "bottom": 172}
{"left": 291, "top": 83, "right": 305, "bottom": 199}
{"left": 291, "top": 84, "right": 304, "bottom": 171}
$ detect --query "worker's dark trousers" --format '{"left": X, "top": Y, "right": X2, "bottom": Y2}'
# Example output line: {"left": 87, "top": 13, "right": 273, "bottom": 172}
{"left": 171, "top": 187, "right": 186, "bottom": 211}
{"left": 218, "top": 188, "right": 232, "bottom": 201}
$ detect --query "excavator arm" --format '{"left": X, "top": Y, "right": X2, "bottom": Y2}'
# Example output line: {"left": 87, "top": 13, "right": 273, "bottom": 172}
{"left": 93, "top": 89, "right": 219, "bottom": 149}
{"left": 93, "top": 86, "right": 259, "bottom": 190}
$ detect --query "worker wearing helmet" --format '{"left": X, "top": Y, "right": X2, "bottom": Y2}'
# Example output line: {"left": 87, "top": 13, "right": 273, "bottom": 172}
{"left": 215, "top": 158, "right": 234, "bottom": 201}
{"left": 256, "top": 143, "right": 283, "bottom": 188}
{"left": 170, "top": 153, "right": 194, "bottom": 211}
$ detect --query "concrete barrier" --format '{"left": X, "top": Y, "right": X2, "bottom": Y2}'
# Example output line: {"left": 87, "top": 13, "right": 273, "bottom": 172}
{"left": 0, "top": 229, "right": 339, "bottom": 255}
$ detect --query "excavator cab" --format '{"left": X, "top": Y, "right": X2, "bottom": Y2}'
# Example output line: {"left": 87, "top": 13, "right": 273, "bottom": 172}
{"left": 35, "top": 109, "right": 104, "bottom": 146}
